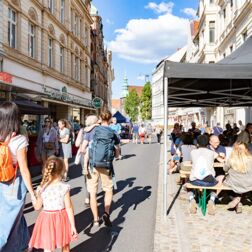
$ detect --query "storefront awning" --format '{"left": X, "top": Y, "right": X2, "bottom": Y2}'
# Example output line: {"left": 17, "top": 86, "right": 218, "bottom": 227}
{"left": 0, "top": 99, "right": 50, "bottom": 115}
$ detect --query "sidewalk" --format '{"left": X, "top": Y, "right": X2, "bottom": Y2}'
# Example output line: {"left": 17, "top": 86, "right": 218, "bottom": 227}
{"left": 154, "top": 144, "right": 252, "bottom": 252}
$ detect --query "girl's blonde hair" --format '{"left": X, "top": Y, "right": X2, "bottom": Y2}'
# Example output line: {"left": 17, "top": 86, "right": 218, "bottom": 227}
{"left": 59, "top": 119, "right": 71, "bottom": 129}
{"left": 40, "top": 156, "right": 65, "bottom": 187}
{"left": 228, "top": 142, "right": 252, "bottom": 173}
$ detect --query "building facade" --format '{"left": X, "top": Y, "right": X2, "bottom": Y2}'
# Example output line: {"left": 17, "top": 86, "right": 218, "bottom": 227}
{"left": 189, "top": 0, "right": 252, "bottom": 126}
{"left": 107, "top": 50, "right": 114, "bottom": 111}
{"left": 90, "top": 4, "right": 109, "bottom": 109}
{"left": 0, "top": 0, "right": 95, "bottom": 123}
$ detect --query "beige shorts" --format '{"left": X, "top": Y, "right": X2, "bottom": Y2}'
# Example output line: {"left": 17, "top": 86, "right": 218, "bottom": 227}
{"left": 87, "top": 167, "right": 113, "bottom": 193}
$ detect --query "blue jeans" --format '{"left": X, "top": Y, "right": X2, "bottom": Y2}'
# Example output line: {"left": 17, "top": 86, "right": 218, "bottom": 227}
{"left": 0, "top": 173, "right": 29, "bottom": 251}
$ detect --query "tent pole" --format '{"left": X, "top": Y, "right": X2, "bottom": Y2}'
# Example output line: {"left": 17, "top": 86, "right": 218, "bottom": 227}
{"left": 163, "top": 77, "right": 168, "bottom": 218}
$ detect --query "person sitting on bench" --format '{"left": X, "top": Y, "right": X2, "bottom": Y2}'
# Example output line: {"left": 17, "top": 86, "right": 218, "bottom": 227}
{"left": 220, "top": 142, "right": 252, "bottom": 213}
{"left": 188, "top": 135, "right": 220, "bottom": 215}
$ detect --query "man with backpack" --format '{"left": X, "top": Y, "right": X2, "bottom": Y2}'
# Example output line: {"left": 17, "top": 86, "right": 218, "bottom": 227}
{"left": 87, "top": 111, "right": 120, "bottom": 228}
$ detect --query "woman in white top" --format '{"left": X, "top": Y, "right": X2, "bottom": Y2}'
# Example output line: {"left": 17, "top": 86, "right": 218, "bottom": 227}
{"left": 0, "top": 102, "right": 36, "bottom": 251}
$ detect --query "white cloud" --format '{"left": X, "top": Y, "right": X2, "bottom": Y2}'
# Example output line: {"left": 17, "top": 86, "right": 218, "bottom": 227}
{"left": 137, "top": 75, "right": 146, "bottom": 81}
{"left": 145, "top": 1, "right": 174, "bottom": 14}
{"left": 108, "top": 4, "right": 189, "bottom": 64}
{"left": 182, "top": 8, "right": 197, "bottom": 18}
{"left": 106, "top": 18, "right": 114, "bottom": 25}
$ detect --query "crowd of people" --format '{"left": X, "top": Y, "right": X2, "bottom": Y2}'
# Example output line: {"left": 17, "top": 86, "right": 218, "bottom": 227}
{"left": 0, "top": 102, "right": 122, "bottom": 251}
{"left": 168, "top": 120, "right": 252, "bottom": 215}
{"left": 131, "top": 123, "right": 163, "bottom": 144}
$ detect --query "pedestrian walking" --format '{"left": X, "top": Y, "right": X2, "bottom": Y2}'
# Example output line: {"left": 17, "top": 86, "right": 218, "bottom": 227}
{"left": 75, "top": 115, "right": 100, "bottom": 207}
{"left": 155, "top": 125, "right": 162, "bottom": 144}
{"left": 0, "top": 102, "right": 36, "bottom": 251}
{"left": 29, "top": 156, "right": 78, "bottom": 251}
{"left": 87, "top": 111, "right": 120, "bottom": 229}
{"left": 131, "top": 123, "right": 139, "bottom": 144}
{"left": 58, "top": 119, "right": 72, "bottom": 181}
{"left": 139, "top": 124, "right": 146, "bottom": 144}
{"left": 36, "top": 117, "right": 59, "bottom": 164}
{"left": 146, "top": 123, "right": 153, "bottom": 144}
{"left": 110, "top": 117, "right": 122, "bottom": 159}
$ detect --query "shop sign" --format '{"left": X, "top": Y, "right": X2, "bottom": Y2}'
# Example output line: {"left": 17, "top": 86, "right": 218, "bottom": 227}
{"left": 92, "top": 97, "right": 103, "bottom": 109}
{"left": 0, "top": 72, "right": 12, "bottom": 84}
{"left": 42, "top": 85, "right": 92, "bottom": 107}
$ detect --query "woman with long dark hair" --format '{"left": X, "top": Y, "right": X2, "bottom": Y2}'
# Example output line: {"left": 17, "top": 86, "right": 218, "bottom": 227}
{"left": 0, "top": 102, "right": 36, "bottom": 251}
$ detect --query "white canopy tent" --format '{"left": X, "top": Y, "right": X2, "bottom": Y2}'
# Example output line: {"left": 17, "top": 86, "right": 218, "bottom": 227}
{"left": 157, "top": 36, "right": 252, "bottom": 217}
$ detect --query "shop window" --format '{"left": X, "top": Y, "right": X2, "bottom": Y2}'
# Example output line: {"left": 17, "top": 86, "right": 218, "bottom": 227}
{"left": 28, "top": 22, "right": 35, "bottom": 58}
{"left": 8, "top": 8, "right": 17, "bottom": 48}
{"left": 223, "top": 8, "right": 226, "bottom": 19}
{"left": 48, "top": 38, "right": 53, "bottom": 67}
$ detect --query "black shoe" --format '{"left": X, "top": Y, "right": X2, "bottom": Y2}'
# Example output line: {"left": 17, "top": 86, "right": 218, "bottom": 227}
{"left": 102, "top": 212, "right": 112, "bottom": 227}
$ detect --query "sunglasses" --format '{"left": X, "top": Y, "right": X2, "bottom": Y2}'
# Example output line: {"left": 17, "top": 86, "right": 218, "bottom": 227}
{"left": 44, "top": 120, "right": 51, "bottom": 123}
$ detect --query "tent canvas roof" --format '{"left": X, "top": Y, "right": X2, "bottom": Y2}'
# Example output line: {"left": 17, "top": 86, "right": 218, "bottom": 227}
{"left": 161, "top": 37, "right": 252, "bottom": 107}
{"left": 113, "top": 111, "right": 129, "bottom": 123}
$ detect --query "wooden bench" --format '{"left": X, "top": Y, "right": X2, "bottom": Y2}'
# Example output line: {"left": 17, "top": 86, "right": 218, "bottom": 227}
{"left": 185, "top": 183, "right": 232, "bottom": 216}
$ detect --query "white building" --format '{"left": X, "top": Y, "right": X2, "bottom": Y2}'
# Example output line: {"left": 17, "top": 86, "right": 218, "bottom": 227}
{"left": 152, "top": 47, "right": 189, "bottom": 126}
{"left": 188, "top": 0, "right": 252, "bottom": 126}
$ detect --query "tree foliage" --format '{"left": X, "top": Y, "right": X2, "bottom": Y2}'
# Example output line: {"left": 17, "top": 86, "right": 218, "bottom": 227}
{"left": 124, "top": 90, "right": 140, "bottom": 122}
{"left": 140, "top": 82, "right": 152, "bottom": 121}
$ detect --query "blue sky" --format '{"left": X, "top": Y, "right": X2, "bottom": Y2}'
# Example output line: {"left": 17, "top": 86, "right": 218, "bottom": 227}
{"left": 92, "top": 0, "right": 198, "bottom": 98}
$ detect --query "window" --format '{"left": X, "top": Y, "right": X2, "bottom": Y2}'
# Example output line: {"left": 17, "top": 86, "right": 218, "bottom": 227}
{"left": 71, "top": 9, "right": 74, "bottom": 32}
{"left": 28, "top": 23, "right": 35, "bottom": 58}
{"left": 60, "top": 47, "right": 64, "bottom": 73}
{"left": 209, "top": 21, "right": 215, "bottom": 43}
{"left": 242, "top": 30, "right": 248, "bottom": 42}
{"left": 230, "top": 45, "right": 233, "bottom": 53}
{"left": 8, "top": 8, "right": 17, "bottom": 48}
{"left": 48, "top": 0, "right": 54, "bottom": 13}
{"left": 75, "top": 57, "right": 79, "bottom": 81}
{"left": 223, "top": 8, "right": 226, "bottom": 19}
{"left": 230, "top": 0, "right": 233, "bottom": 7}
{"left": 48, "top": 38, "right": 53, "bottom": 67}
{"left": 71, "top": 53, "right": 74, "bottom": 78}
{"left": 223, "top": 53, "right": 226, "bottom": 58}
{"left": 60, "top": 0, "right": 65, "bottom": 23}
{"left": 74, "top": 15, "right": 78, "bottom": 35}
{"left": 209, "top": 0, "right": 214, "bottom": 4}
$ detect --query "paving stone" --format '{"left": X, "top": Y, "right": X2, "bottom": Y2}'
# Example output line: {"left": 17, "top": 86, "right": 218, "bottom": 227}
{"left": 154, "top": 145, "right": 252, "bottom": 252}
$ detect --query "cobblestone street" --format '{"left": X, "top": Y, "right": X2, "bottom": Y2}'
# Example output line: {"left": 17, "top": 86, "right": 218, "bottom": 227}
{"left": 154, "top": 145, "right": 252, "bottom": 252}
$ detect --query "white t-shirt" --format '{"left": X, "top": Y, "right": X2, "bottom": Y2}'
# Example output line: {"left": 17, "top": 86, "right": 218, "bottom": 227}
{"left": 190, "top": 148, "right": 215, "bottom": 181}
{"left": 9, "top": 135, "right": 29, "bottom": 164}
{"left": 38, "top": 182, "right": 70, "bottom": 211}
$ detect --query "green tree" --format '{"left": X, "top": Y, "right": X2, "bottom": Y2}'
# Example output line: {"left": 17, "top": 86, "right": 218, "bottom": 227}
{"left": 124, "top": 90, "right": 140, "bottom": 122}
{"left": 140, "top": 82, "right": 152, "bottom": 121}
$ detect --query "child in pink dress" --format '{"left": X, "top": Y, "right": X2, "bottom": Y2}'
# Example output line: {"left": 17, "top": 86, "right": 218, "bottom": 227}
{"left": 29, "top": 156, "right": 77, "bottom": 252}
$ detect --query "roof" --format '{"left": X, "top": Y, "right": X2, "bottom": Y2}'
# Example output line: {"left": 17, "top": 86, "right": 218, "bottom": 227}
{"left": 128, "top": 86, "right": 143, "bottom": 97}
{"left": 156, "top": 35, "right": 252, "bottom": 107}
{"left": 112, "top": 99, "right": 120, "bottom": 109}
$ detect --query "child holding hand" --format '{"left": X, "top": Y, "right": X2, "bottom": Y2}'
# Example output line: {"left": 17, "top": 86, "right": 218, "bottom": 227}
{"left": 29, "top": 156, "right": 77, "bottom": 252}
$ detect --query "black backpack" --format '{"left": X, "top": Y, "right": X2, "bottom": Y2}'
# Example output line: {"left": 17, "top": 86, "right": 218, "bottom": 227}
{"left": 89, "top": 126, "right": 116, "bottom": 174}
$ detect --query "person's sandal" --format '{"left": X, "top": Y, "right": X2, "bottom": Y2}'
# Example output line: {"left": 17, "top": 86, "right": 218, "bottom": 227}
{"left": 189, "top": 199, "right": 197, "bottom": 214}
{"left": 207, "top": 200, "right": 215, "bottom": 215}
{"left": 228, "top": 197, "right": 241, "bottom": 209}
{"left": 102, "top": 212, "right": 112, "bottom": 227}
{"left": 235, "top": 202, "right": 242, "bottom": 214}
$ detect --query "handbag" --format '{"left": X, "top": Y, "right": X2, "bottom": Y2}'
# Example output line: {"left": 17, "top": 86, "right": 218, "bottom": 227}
{"left": 44, "top": 142, "right": 54, "bottom": 150}
{"left": 74, "top": 148, "right": 83, "bottom": 165}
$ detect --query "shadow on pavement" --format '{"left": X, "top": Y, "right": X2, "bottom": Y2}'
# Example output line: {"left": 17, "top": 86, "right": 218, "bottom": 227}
{"left": 121, "top": 154, "right": 136, "bottom": 160}
{"left": 70, "top": 186, "right": 82, "bottom": 197}
{"left": 71, "top": 182, "right": 151, "bottom": 251}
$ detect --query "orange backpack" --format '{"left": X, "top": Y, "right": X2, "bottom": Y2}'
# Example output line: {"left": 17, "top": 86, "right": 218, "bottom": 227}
{"left": 0, "top": 141, "right": 17, "bottom": 182}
